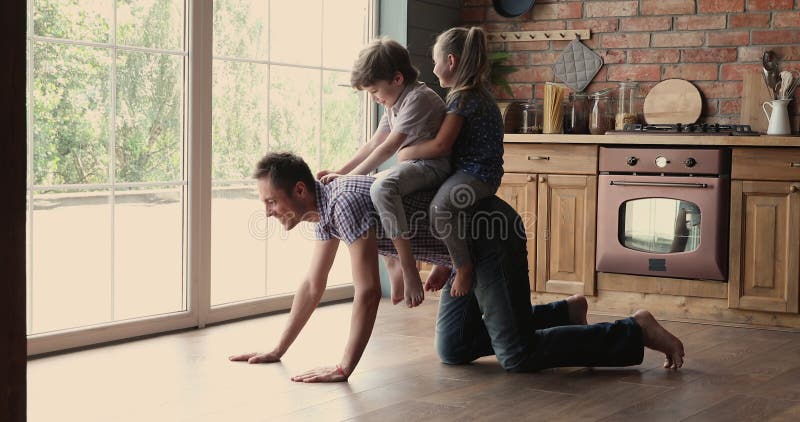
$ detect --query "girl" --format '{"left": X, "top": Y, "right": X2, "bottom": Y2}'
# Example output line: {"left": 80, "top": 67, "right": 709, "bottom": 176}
{"left": 399, "top": 26, "right": 504, "bottom": 297}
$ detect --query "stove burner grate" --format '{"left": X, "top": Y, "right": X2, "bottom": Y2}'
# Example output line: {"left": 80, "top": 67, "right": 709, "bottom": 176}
{"left": 621, "top": 123, "right": 758, "bottom": 135}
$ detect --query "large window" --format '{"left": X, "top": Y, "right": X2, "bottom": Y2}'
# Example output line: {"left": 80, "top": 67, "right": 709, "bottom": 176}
{"left": 26, "top": 0, "right": 372, "bottom": 352}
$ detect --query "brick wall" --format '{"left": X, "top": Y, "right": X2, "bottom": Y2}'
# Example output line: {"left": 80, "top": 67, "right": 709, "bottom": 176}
{"left": 462, "top": 0, "right": 800, "bottom": 130}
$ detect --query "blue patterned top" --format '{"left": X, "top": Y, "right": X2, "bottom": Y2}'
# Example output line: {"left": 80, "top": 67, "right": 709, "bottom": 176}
{"left": 447, "top": 91, "right": 505, "bottom": 189}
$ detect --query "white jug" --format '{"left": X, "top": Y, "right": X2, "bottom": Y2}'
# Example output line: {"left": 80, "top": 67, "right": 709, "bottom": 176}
{"left": 762, "top": 99, "right": 792, "bottom": 135}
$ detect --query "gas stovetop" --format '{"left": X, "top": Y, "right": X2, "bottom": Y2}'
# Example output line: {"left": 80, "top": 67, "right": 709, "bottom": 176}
{"left": 612, "top": 123, "right": 760, "bottom": 136}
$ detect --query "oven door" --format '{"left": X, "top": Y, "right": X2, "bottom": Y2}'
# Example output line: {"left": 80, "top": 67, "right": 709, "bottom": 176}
{"left": 596, "top": 174, "right": 729, "bottom": 280}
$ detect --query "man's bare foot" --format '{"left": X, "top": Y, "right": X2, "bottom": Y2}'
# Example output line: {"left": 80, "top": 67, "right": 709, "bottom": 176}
{"left": 423, "top": 265, "right": 451, "bottom": 292}
{"left": 401, "top": 266, "right": 424, "bottom": 308}
{"left": 633, "top": 310, "right": 685, "bottom": 369}
{"left": 566, "top": 294, "right": 588, "bottom": 325}
{"left": 450, "top": 264, "right": 473, "bottom": 297}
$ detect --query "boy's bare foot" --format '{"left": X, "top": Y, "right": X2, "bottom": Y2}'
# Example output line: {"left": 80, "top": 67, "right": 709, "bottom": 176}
{"left": 450, "top": 264, "right": 473, "bottom": 297}
{"left": 402, "top": 266, "right": 424, "bottom": 308}
{"left": 390, "top": 280, "right": 404, "bottom": 305}
{"left": 565, "top": 294, "right": 588, "bottom": 325}
{"left": 423, "top": 265, "right": 451, "bottom": 292}
{"left": 633, "top": 310, "right": 685, "bottom": 370}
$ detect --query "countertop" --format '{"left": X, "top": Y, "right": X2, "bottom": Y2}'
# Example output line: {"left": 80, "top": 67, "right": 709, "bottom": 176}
{"left": 503, "top": 133, "right": 800, "bottom": 147}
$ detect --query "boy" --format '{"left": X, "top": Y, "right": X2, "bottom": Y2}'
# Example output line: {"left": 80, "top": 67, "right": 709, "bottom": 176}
{"left": 318, "top": 37, "right": 449, "bottom": 308}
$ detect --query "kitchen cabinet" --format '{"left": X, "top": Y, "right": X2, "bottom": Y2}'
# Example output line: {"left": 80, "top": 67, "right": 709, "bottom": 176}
{"left": 729, "top": 148, "right": 800, "bottom": 313}
{"left": 499, "top": 144, "right": 598, "bottom": 296}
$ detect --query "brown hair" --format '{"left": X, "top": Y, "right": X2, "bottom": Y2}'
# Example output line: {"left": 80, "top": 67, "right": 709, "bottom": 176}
{"left": 434, "top": 26, "right": 491, "bottom": 103}
{"left": 350, "top": 37, "right": 419, "bottom": 89}
{"left": 253, "top": 152, "right": 316, "bottom": 195}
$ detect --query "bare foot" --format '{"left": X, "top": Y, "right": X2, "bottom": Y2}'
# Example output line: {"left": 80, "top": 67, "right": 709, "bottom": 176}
{"left": 450, "top": 265, "right": 473, "bottom": 297}
{"left": 633, "top": 310, "right": 685, "bottom": 370}
{"left": 566, "top": 294, "right": 588, "bottom": 325}
{"left": 390, "top": 280, "right": 404, "bottom": 305}
{"left": 401, "top": 266, "right": 424, "bottom": 308}
{"left": 423, "top": 265, "right": 451, "bottom": 292}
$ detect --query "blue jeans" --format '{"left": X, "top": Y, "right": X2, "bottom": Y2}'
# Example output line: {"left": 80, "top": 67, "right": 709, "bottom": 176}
{"left": 435, "top": 197, "right": 644, "bottom": 371}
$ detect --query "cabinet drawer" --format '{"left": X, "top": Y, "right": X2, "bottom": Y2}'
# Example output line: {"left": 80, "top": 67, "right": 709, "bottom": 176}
{"left": 504, "top": 144, "right": 597, "bottom": 175}
{"left": 732, "top": 148, "right": 800, "bottom": 181}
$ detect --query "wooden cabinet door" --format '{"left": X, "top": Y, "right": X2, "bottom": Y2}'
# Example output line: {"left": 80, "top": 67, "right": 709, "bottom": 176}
{"left": 536, "top": 174, "right": 597, "bottom": 296}
{"left": 729, "top": 180, "right": 800, "bottom": 313}
{"left": 496, "top": 173, "right": 537, "bottom": 292}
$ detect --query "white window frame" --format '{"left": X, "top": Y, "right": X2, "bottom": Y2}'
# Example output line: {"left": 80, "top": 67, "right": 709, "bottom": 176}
{"left": 27, "top": 0, "right": 377, "bottom": 356}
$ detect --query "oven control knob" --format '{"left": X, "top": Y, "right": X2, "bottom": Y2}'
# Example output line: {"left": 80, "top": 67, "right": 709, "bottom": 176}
{"left": 684, "top": 157, "right": 697, "bottom": 168}
{"left": 655, "top": 156, "right": 669, "bottom": 168}
{"left": 626, "top": 156, "right": 638, "bottom": 166}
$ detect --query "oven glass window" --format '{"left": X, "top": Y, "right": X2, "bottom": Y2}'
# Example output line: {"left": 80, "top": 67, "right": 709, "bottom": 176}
{"left": 619, "top": 198, "right": 701, "bottom": 253}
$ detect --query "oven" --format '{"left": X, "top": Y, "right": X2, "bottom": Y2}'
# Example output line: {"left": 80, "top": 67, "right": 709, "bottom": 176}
{"left": 596, "top": 146, "right": 730, "bottom": 281}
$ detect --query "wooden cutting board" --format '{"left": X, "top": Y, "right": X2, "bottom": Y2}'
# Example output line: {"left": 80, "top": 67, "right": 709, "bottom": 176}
{"left": 740, "top": 71, "right": 773, "bottom": 133}
{"left": 643, "top": 79, "right": 702, "bottom": 124}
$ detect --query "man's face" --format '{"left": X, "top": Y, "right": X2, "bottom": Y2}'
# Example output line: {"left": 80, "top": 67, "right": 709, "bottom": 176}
{"left": 257, "top": 177, "right": 307, "bottom": 231}
{"left": 362, "top": 73, "right": 404, "bottom": 108}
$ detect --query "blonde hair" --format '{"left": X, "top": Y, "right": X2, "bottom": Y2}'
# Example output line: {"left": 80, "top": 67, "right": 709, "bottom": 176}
{"left": 434, "top": 26, "right": 491, "bottom": 103}
{"left": 350, "top": 37, "right": 419, "bottom": 89}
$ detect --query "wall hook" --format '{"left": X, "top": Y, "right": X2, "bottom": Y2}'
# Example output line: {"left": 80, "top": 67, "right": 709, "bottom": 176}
{"left": 514, "top": 33, "right": 521, "bottom": 40}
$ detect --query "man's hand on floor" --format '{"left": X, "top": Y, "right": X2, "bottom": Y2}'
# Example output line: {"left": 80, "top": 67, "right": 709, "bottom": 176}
{"left": 291, "top": 365, "right": 348, "bottom": 383}
{"left": 228, "top": 350, "right": 281, "bottom": 364}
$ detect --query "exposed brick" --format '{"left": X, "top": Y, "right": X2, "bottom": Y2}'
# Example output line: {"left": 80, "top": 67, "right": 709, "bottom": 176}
{"left": 495, "top": 83, "right": 533, "bottom": 101}
{"left": 529, "top": 51, "right": 562, "bottom": 65}
{"left": 674, "top": 15, "right": 726, "bottom": 31}
{"left": 483, "top": 23, "right": 517, "bottom": 33}
{"left": 652, "top": 32, "right": 705, "bottom": 47}
{"left": 505, "top": 52, "right": 531, "bottom": 66}
{"left": 639, "top": 82, "right": 659, "bottom": 98}
{"left": 552, "top": 38, "right": 600, "bottom": 50}
{"left": 703, "top": 100, "right": 720, "bottom": 116}
{"left": 707, "top": 31, "right": 750, "bottom": 46}
{"left": 775, "top": 12, "right": 800, "bottom": 29}
{"left": 531, "top": 2, "right": 583, "bottom": 20}
{"left": 607, "top": 64, "right": 661, "bottom": 81}
{"left": 508, "top": 66, "right": 554, "bottom": 83}
{"left": 698, "top": 0, "right": 745, "bottom": 13}
{"left": 728, "top": 13, "right": 771, "bottom": 28}
{"left": 520, "top": 21, "right": 566, "bottom": 31}
{"left": 663, "top": 63, "right": 719, "bottom": 80}
{"left": 568, "top": 18, "right": 619, "bottom": 33}
{"left": 590, "top": 66, "right": 608, "bottom": 84}
{"left": 584, "top": 81, "right": 617, "bottom": 94}
{"left": 704, "top": 115, "right": 737, "bottom": 125}
{"left": 620, "top": 17, "right": 672, "bottom": 32}
{"left": 695, "top": 81, "right": 744, "bottom": 98}
{"left": 746, "top": 0, "right": 793, "bottom": 11}
{"left": 681, "top": 48, "right": 738, "bottom": 63}
{"left": 586, "top": 1, "right": 638, "bottom": 17}
{"left": 601, "top": 33, "right": 651, "bottom": 49}
{"left": 504, "top": 41, "right": 550, "bottom": 51}
{"left": 600, "top": 50, "right": 627, "bottom": 64}
{"left": 630, "top": 49, "right": 681, "bottom": 63}
{"left": 752, "top": 30, "right": 800, "bottom": 45}
{"left": 720, "top": 99, "right": 741, "bottom": 114}
{"left": 641, "top": 0, "right": 695, "bottom": 15}
{"left": 720, "top": 62, "right": 764, "bottom": 80}
{"left": 460, "top": 7, "right": 486, "bottom": 22}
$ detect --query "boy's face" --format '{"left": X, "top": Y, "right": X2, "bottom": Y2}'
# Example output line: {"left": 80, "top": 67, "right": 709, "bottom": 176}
{"left": 362, "top": 72, "right": 404, "bottom": 107}
{"left": 433, "top": 46, "right": 455, "bottom": 88}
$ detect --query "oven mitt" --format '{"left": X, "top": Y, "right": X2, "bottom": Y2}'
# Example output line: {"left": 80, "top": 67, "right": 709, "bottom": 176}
{"left": 552, "top": 38, "right": 603, "bottom": 93}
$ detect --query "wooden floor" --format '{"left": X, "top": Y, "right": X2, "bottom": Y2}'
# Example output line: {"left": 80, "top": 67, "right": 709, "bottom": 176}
{"left": 28, "top": 298, "right": 800, "bottom": 421}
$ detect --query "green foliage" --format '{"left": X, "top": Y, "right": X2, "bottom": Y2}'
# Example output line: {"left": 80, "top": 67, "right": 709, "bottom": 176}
{"left": 32, "top": 0, "right": 364, "bottom": 186}
{"left": 488, "top": 51, "right": 518, "bottom": 97}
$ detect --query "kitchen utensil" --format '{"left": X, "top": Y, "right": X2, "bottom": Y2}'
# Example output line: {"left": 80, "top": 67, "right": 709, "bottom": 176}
{"left": 552, "top": 38, "right": 603, "bottom": 93}
{"left": 643, "top": 79, "right": 702, "bottom": 125}
{"left": 762, "top": 50, "right": 780, "bottom": 98}
{"left": 778, "top": 71, "right": 793, "bottom": 99}
{"left": 762, "top": 99, "right": 792, "bottom": 135}
{"left": 491, "top": 0, "right": 534, "bottom": 18}
{"left": 502, "top": 101, "right": 525, "bottom": 133}
{"left": 741, "top": 71, "right": 773, "bottom": 133}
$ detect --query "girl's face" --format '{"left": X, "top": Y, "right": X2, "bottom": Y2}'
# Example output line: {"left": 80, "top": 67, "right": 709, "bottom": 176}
{"left": 433, "top": 46, "right": 456, "bottom": 88}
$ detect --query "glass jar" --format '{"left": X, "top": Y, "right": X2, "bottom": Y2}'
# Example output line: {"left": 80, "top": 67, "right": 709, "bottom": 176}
{"left": 589, "top": 89, "right": 613, "bottom": 135}
{"left": 615, "top": 81, "right": 640, "bottom": 130}
{"left": 564, "top": 92, "right": 590, "bottom": 134}
{"left": 521, "top": 98, "right": 542, "bottom": 134}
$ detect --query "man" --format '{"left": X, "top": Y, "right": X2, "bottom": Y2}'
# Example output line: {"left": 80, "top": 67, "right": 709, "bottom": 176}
{"left": 229, "top": 152, "right": 685, "bottom": 382}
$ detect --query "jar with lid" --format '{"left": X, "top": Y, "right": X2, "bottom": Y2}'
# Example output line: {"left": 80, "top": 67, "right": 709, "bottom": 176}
{"left": 520, "top": 91, "right": 542, "bottom": 134}
{"left": 615, "top": 81, "right": 640, "bottom": 130}
{"left": 589, "top": 89, "right": 613, "bottom": 135}
{"left": 564, "top": 92, "right": 590, "bottom": 134}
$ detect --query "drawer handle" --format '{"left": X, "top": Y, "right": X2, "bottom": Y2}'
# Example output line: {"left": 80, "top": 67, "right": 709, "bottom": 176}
{"left": 790, "top": 162, "right": 800, "bottom": 168}
{"left": 791, "top": 185, "right": 800, "bottom": 193}
{"left": 527, "top": 155, "right": 550, "bottom": 161}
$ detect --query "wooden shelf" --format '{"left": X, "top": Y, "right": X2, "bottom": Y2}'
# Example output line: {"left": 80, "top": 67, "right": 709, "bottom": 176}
{"left": 503, "top": 133, "right": 800, "bottom": 147}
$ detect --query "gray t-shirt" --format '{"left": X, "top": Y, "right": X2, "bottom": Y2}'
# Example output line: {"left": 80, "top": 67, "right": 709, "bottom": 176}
{"left": 377, "top": 81, "right": 446, "bottom": 149}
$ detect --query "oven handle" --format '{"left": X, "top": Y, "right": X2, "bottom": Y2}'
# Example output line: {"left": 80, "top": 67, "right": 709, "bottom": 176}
{"left": 610, "top": 181, "right": 708, "bottom": 188}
